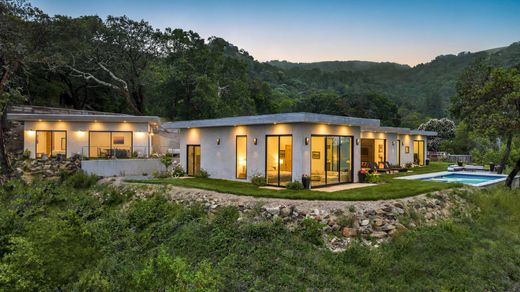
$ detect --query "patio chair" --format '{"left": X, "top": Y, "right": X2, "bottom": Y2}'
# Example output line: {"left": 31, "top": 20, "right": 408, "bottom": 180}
{"left": 384, "top": 161, "right": 408, "bottom": 173}
{"left": 372, "top": 162, "right": 392, "bottom": 174}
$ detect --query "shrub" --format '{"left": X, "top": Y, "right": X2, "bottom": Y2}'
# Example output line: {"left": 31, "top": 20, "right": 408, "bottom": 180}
{"left": 195, "top": 168, "right": 210, "bottom": 178}
{"left": 251, "top": 174, "right": 266, "bottom": 186}
{"left": 296, "top": 218, "right": 323, "bottom": 246}
{"left": 170, "top": 161, "right": 185, "bottom": 177}
{"left": 365, "top": 173, "right": 381, "bottom": 183}
{"left": 64, "top": 171, "right": 98, "bottom": 189}
{"left": 160, "top": 155, "right": 173, "bottom": 169}
{"left": 22, "top": 149, "right": 31, "bottom": 159}
{"left": 286, "top": 181, "right": 304, "bottom": 190}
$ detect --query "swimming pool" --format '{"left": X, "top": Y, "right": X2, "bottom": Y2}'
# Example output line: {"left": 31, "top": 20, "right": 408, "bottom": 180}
{"left": 396, "top": 171, "right": 509, "bottom": 187}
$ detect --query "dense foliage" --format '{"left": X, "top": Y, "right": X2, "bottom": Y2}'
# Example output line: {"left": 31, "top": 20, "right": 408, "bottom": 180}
{"left": 4, "top": 0, "right": 520, "bottom": 129}
{"left": 418, "top": 118, "right": 455, "bottom": 151}
{"left": 1, "top": 176, "right": 520, "bottom": 290}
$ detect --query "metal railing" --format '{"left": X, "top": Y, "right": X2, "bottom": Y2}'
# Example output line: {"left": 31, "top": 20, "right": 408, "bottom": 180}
{"left": 80, "top": 146, "right": 150, "bottom": 159}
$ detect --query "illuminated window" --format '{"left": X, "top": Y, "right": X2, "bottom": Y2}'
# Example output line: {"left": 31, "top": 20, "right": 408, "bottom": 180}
{"left": 266, "top": 135, "right": 292, "bottom": 186}
{"left": 414, "top": 140, "right": 425, "bottom": 166}
{"left": 36, "top": 130, "right": 67, "bottom": 158}
{"left": 236, "top": 136, "right": 247, "bottom": 179}
{"left": 89, "top": 131, "right": 132, "bottom": 158}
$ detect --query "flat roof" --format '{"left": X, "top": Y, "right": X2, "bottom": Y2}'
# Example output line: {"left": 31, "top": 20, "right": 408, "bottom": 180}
{"left": 361, "top": 125, "right": 437, "bottom": 136}
{"left": 163, "top": 112, "right": 380, "bottom": 129}
{"left": 7, "top": 113, "right": 160, "bottom": 124}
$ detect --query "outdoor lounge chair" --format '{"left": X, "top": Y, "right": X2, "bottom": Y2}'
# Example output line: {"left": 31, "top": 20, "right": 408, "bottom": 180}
{"left": 371, "top": 162, "right": 392, "bottom": 174}
{"left": 384, "top": 162, "right": 408, "bottom": 173}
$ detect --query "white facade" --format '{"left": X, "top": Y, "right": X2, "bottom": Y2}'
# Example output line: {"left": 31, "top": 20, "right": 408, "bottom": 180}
{"left": 179, "top": 122, "right": 429, "bottom": 185}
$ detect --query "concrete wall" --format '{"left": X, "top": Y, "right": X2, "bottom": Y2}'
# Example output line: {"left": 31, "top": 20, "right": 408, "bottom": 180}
{"left": 180, "top": 123, "right": 362, "bottom": 183}
{"left": 23, "top": 121, "right": 152, "bottom": 159}
{"left": 179, "top": 124, "right": 430, "bottom": 185}
{"left": 81, "top": 159, "right": 165, "bottom": 177}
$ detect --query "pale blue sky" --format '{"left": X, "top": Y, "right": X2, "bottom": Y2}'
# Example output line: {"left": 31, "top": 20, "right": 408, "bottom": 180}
{"left": 32, "top": 0, "right": 520, "bottom": 65}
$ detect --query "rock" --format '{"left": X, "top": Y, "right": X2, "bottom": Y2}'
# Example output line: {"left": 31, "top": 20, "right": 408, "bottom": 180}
{"left": 408, "top": 222, "right": 416, "bottom": 229}
{"left": 375, "top": 208, "right": 384, "bottom": 215}
{"left": 370, "top": 231, "right": 387, "bottom": 238}
{"left": 394, "top": 202, "right": 404, "bottom": 209}
{"left": 382, "top": 205, "right": 393, "bottom": 212}
{"left": 360, "top": 219, "right": 370, "bottom": 226}
{"left": 342, "top": 227, "right": 358, "bottom": 237}
{"left": 424, "top": 212, "right": 433, "bottom": 220}
{"left": 373, "top": 217, "right": 383, "bottom": 226}
{"left": 395, "top": 223, "right": 407, "bottom": 231}
{"left": 381, "top": 224, "right": 395, "bottom": 231}
{"left": 280, "top": 207, "right": 291, "bottom": 217}
{"left": 265, "top": 207, "right": 280, "bottom": 216}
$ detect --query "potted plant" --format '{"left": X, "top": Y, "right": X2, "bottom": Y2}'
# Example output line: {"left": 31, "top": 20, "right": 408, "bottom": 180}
{"left": 457, "top": 160, "right": 463, "bottom": 167}
{"left": 301, "top": 174, "right": 310, "bottom": 189}
{"left": 358, "top": 169, "right": 368, "bottom": 183}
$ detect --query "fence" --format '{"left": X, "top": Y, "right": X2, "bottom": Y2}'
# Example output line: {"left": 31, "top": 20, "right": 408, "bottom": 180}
{"left": 428, "top": 153, "right": 472, "bottom": 163}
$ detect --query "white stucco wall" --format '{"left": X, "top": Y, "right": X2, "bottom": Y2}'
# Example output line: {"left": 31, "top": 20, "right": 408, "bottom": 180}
{"left": 23, "top": 121, "right": 152, "bottom": 159}
{"left": 180, "top": 123, "right": 363, "bottom": 183}
{"left": 179, "top": 124, "right": 430, "bottom": 185}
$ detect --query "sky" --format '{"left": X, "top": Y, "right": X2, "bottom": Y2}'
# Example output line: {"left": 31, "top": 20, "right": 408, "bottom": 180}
{"left": 32, "top": 0, "right": 520, "bottom": 66}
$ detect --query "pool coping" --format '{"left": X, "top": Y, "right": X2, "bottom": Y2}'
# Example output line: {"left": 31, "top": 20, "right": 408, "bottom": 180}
{"left": 395, "top": 171, "right": 509, "bottom": 187}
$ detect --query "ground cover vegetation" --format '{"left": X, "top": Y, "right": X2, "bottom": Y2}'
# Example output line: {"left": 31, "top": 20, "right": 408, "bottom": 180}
{"left": 0, "top": 172, "right": 520, "bottom": 290}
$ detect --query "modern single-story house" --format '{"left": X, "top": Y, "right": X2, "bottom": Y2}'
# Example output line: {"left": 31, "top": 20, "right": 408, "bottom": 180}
{"left": 163, "top": 113, "right": 436, "bottom": 187}
{"left": 7, "top": 112, "right": 160, "bottom": 159}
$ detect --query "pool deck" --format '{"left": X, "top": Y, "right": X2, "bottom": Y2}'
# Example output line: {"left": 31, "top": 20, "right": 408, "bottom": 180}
{"left": 395, "top": 171, "right": 509, "bottom": 187}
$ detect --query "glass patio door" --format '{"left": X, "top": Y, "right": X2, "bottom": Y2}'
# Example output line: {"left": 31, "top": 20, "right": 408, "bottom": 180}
{"left": 396, "top": 139, "right": 401, "bottom": 166}
{"left": 187, "top": 145, "right": 201, "bottom": 176}
{"left": 311, "top": 136, "right": 353, "bottom": 187}
{"left": 413, "top": 140, "right": 425, "bottom": 166}
{"left": 266, "top": 135, "right": 292, "bottom": 186}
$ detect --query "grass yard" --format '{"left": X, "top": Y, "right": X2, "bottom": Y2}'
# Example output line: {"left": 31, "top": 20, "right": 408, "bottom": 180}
{"left": 130, "top": 162, "right": 462, "bottom": 201}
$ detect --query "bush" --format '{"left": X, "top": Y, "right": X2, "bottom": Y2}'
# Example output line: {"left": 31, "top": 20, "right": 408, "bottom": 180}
{"left": 64, "top": 171, "right": 99, "bottom": 189}
{"left": 296, "top": 218, "right": 323, "bottom": 245}
{"left": 286, "top": 181, "right": 304, "bottom": 190}
{"left": 160, "top": 155, "right": 173, "bottom": 169}
{"left": 170, "top": 161, "right": 185, "bottom": 177}
{"left": 365, "top": 173, "right": 381, "bottom": 183}
{"left": 195, "top": 169, "right": 210, "bottom": 178}
{"left": 251, "top": 174, "right": 266, "bottom": 186}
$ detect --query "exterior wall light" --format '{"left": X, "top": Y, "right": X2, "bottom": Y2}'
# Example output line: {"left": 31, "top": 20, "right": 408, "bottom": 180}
{"left": 216, "top": 138, "right": 220, "bottom": 145}
{"left": 356, "top": 138, "right": 360, "bottom": 145}
{"left": 305, "top": 137, "right": 309, "bottom": 145}
{"left": 391, "top": 140, "right": 395, "bottom": 145}
{"left": 402, "top": 141, "right": 405, "bottom": 146}
{"left": 253, "top": 138, "right": 257, "bottom": 145}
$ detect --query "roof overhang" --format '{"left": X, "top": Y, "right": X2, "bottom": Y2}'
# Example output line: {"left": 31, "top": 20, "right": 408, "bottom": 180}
{"left": 163, "top": 112, "right": 380, "bottom": 129}
{"left": 361, "top": 126, "right": 437, "bottom": 136}
{"left": 7, "top": 113, "right": 161, "bottom": 124}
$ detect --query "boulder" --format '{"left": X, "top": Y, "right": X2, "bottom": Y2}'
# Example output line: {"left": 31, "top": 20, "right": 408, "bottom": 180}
{"left": 370, "top": 231, "right": 387, "bottom": 239}
{"left": 360, "top": 219, "right": 370, "bottom": 226}
{"left": 342, "top": 227, "right": 358, "bottom": 237}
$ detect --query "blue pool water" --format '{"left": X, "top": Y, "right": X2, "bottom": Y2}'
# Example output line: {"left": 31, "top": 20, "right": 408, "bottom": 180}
{"left": 421, "top": 173, "right": 503, "bottom": 186}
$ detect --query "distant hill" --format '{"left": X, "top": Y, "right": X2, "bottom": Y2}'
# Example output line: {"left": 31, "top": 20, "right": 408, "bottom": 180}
{"left": 263, "top": 42, "right": 520, "bottom": 121}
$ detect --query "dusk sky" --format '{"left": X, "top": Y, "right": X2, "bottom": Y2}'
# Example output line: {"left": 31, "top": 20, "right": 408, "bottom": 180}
{"left": 32, "top": 0, "right": 520, "bottom": 66}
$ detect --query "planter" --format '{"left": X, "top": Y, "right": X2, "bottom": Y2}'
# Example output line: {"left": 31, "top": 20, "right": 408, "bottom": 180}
{"left": 358, "top": 173, "right": 367, "bottom": 183}
{"left": 302, "top": 176, "right": 310, "bottom": 189}
{"left": 457, "top": 161, "right": 463, "bottom": 167}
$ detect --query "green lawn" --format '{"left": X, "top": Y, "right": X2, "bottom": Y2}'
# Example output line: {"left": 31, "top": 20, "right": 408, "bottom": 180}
{"left": 129, "top": 162, "right": 462, "bottom": 201}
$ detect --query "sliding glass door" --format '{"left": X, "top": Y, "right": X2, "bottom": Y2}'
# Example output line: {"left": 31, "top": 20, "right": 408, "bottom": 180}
{"left": 266, "top": 135, "right": 292, "bottom": 186}
{"left": 311, "top": 135, "right": 353, "bottom": 187}
{"left": 396, "top": 139, "right": 401, "bottom": 166}
{"left": 414, "top": 140, "right": 425, "bottom": 166}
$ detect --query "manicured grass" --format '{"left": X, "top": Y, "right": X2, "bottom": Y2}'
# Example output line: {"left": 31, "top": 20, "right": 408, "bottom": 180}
{"left": 130, "top": 162, "right": 462, "bottom": 201}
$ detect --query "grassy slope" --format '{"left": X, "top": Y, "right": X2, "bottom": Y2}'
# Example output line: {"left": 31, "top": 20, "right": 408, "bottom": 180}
{"left": 1, "top": 176, "right": 520, "bottom": 290}
{"left": 133, "top": 162, "right": 461, "bottom": 201}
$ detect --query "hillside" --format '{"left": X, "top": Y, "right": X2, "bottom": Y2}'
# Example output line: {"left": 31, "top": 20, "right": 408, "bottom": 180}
{"left": 265, "top": 42, "right": 520, "bottom": 122}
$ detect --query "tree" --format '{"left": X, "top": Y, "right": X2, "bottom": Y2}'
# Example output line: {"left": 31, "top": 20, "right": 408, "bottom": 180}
{"left": 418, "top": 118, "right": 456, "bottom": 151}
{"left": 0, "top": 0, "right": 46, "bottom": 178}
{"left": 452, "top": 61, "right": 520, "bottom": 178}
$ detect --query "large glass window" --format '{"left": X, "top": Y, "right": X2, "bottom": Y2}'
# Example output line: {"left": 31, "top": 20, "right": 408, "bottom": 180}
{"left": 236, "top": 136, "right": 247, "bottom": 179}
{"left": 414, "top": 140, "right": 425, "bottom": 166}
{"left": 311, "top": 135, "right": 353, "bottom": 187}
{"left": 361, "top": 139, "right": 386, "bottom": 168}
{"left": 266, "top": 135, "right": 292, "bottom": 186}
{"left": 187, "top": 145, "right": 201, "bottom": 176}
{"left": 89, "top": 131, "right": 132, "bottom": 158}
{"left": 36, "top": 130, "right": 66, "bottom": 158}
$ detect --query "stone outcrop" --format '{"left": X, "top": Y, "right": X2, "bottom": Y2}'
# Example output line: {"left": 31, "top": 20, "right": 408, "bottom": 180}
{"left": 13, "top": 157, "right": 81, "bottom": 180}
{"left": 116, "top": 181, "right": 470, "bottom": 252}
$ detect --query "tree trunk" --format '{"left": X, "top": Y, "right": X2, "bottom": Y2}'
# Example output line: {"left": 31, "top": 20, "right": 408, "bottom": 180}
{"left": 0, "top": 105, "right": 13, "bottom": 177}
{"left": 506, "top": 158, "right": 520, "bottom": 188}
{"left": 498, "top": 133, "right": 513, "bottom": 174}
